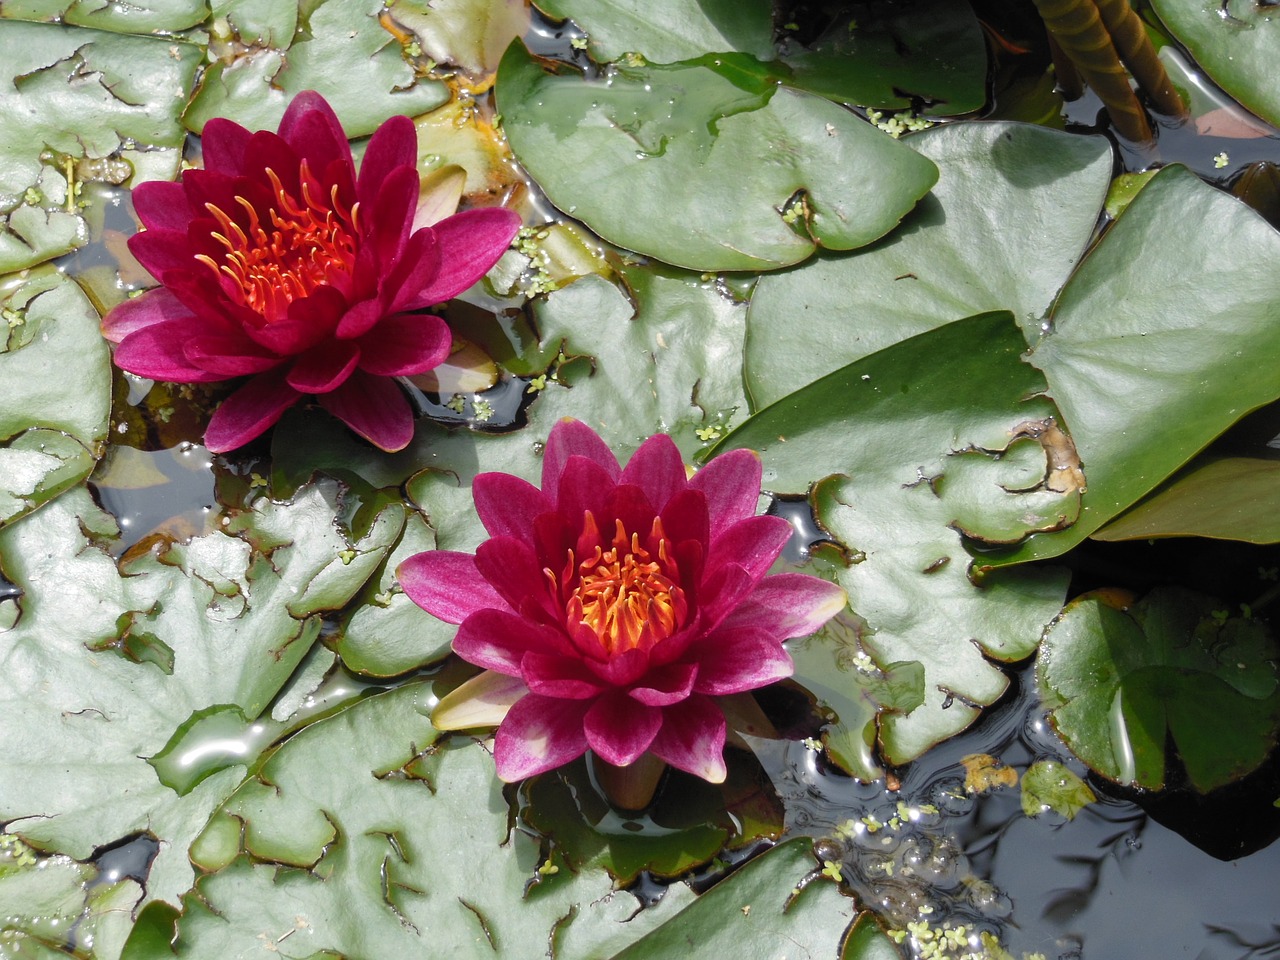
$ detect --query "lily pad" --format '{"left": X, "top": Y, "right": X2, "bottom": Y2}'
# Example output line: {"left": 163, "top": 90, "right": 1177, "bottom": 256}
{"left": 531, "top": 0, "right": 775, "bottom": 63}
{"left": 745, "top": 121, "right": 1112, "bottom": 409}
{"left": 0, "top": 481, "right": 398, "bottom": 906}
{"left": 780, "top": 0, "right": 987, "bottom": 116}
{"left": 993, "top": 165, "right": 1280, "bottom": 568}
{"left": 0, "top": 269, "right": 110, "bottom": 527}
{"left": 0, "top": 0, "right": 208, "bottom": 33}
{"left": 133, "top": 683, "right": 854, "bottom": 959}
{"left": 1151, "top": 0, "right": 1280, "bottom": 127}
{"left": 184, "top": 0, "right": 447, "bottom": 136}
{"left": 716, "top": 312, "right": 1070, "bottom": 763}
{"left": 1038, "top": 587, "right": 1280, "bottom": 792}
{"left": 498, "top": 41, "right": 938, "bottom": 271}
{"left": 1019, "top": 760, "right": 1096, "bottom": 820}
{"left": 1094, "top": 456, "right": 1280, "bottom": 544}
{"left": 387, "top": 0, "right": 531, "bottom": 79}
{"left": 0, "top": 21, "right": 200, "bottom": 272}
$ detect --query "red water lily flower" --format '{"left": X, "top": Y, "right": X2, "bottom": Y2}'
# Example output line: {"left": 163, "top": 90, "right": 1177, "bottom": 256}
{"left": 101, "top": 92, "right": 521, "bottom": 453}
{"left": 399, "top": 419, "right": 847, "bottom": 784}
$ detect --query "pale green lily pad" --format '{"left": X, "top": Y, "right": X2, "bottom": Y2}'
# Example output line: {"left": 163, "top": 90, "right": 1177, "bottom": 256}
{"left": 0, "top": 0, "right": 207, "bottom": 34}
{"left": 387, "top": 0, "right": 530, "bottom": 78}
{"left": 780, "top": 0, "right": 987, "bottom": 116}
{"left": 498, "top": 41, "right": 938, "bottom": 271}
{"left": 992, "top": 165, "right": 1280, "bottom": 568}
{"left": 716, "top": 312, "right": 1070, "bottom": 764}
{"left": 0, "top": 482, "right": 398, "bottom": 906}
{"left": 745, "top": 121, "right": 1112, "bottom": 409}
{"left": 789, "top": 614, "right": 925, "bottom": 782}
{"left": 531, "top": 0, "right": 775, "bottom": 63}
{"left": 1039, "top": 587, "right": 1280, "bottom": 793}
{"left": 1094, "top": 456, "right": 1280, "bottom": 544}
{"left": 1151, "top": 0, "right": 1280, "bottom": 127}
{"left": 0, "top": 21, "right": 200, "bottom": 272}
{"left": 185, "top": 0, "right": 448, "bottom": 136}
{"left": 0, "top": 269, "right": 110, "bottom": 528}
{"left": 1019, "top": 760, "right": 1096, "bottom": 820}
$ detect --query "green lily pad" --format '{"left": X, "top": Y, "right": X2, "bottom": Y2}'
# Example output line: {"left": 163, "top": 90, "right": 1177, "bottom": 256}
{"left": 184, "top": 0, "right": 447, "bottom": 136}
{"left": 1094, "top": 456, "right": 1280, "bottom": 544}
{"left": 0, "top": 0, "right": 208, "bottom": 33}
{"left": 1151, "top": 0, "right": 1280, "bottom": 127}
{"left": 531, "top": 0, "right": 775, "bottom": 63}
{"left": 131, "top": 683, "right": 853, "bottom": 959}
{"left": 0, "top": 270, "right": 110, "bottom": 528}
{"left": 1038, "top": 587, "right": 1280, "bottom": 792}
{"left": 789, "top": 614, "right": 925, "bottom": 782}
{"left": 992, "top": 165, "right": 1280, "bottom": 568}
{"left": 716, "top": 312, "right": 1070, "bottom": 764}
{"left": 0, "top": 21, "right": 200, "bottom": 272}
{"left": 780, "top": 0, "right": 987, "bottom": 116}
{"left": 498, "top": 41, "right": 938, "bottom": 271}
{"left": 745, "top": 121, "right": 1111, "bottom": 409}
{"left": 0, "top": 481, "right": 398, "bottom": 906}
{"left": 387, "top": 0, "right": 531, "bottom": 78}
{"left": 1019, "top": 760, "right": 1096, "bottom": 820}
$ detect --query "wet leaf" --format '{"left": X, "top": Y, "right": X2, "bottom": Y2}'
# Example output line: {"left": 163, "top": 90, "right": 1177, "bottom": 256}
{"left": 1151, "top": 0, "right": 1280, "bottom": 127}
{"left": 745, "top": 122, "right": 1111, "bottom": 409}
{"left": 532, "top": 0, "right": 775, "bottom": 63}
{"left": 961, "top": 754, "right": 1018, "bottom": 794}
{"left": 387, "top": 0, "right": 530, "bottom": 79}
{"left": 789, "top": 614, "right": 925, "bottom": 782}
{"left": 1038, "top": 586, "right": 1280, "bottom": 792}
{"left": 0, "top": 21, "right": 199, "bottom": 271}
{"left": 780, "top": 0, "right": 987, "bottom": 116}
{"left": 0, "top": 482, "right": 399, "bottom": 905}
{"left": 0, "top": 0, "right": 207, "bottom": 33}
{"left": 992, "top": 165, "right": 1280, "bottom": 568}
{"left": 1094, "top": 456, "right": 1280, "bottom": 544}
{"left": 184, "top": 0, "right": 447, "bottom": 136}
{"left": 498, "top": 41, "right": 938, "bottom": 271}
{"left": 0, "top": 270, "right": 110, "bottom": 528}
{"left": 716, "top": 312, "right": 1070, "bottom": 764}
{"left": 1019, "top": 759, "right": 1095, "bottom": 820}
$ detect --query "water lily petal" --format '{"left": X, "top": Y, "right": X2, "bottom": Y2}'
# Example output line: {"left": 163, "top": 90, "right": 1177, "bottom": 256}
{"left": 102, "top": 288, "right": 192, "bottom": 343}
{"left": 277, "top": 90, "right": 354, "bottom": 186}
{"left": 132, "top": 180, "right": 194, "bottom": 232}
{"left": 523, "top": 651, "right": 609, "bottom": 699}
{"left": 199, "top": 117, "right": 253, "bottom": 177}
{"left": 412, "top": 165, "right": 466, "bottom": 231}
{"left": 585, "top": 692, "right": 662, "bottom": 767}
{"left": 356, "top": 313, "right": 451, "bottom": 376}
{"left": 648, "top": 696, "right": 727, "bottom": 783}
{"left": 357, "top": 113, "right": 417, "bottom": 206}
{"left": 367, "top": 165, "right": 420, "bottom": 268}
{"left": 620, "top": 432, "right": 687, "bottom": 512}
{"left": 129, "top": 228, "right": 195, "bottom": 280}
{"left": 582, "top": 647, "right": 650, "bottom": 686}
{"left": 203, "top": 370, "right": 301, "bottom": 452}
{"left": 556, "top": 455, "right": 617, "bottom": 525}
{"left": 659, "top": 488, "right": 710, "bottom": 554}
{"left": 242, "top": 285, "right": 346, "bottom": 353}
{"left": 474, "top": 536, "right": 557, "bottom": 621}
{"left": 493, "top": 694, "right": 590, "bottom": 782}
{"left": 184, "top": 335, "right": 281, "bottom": 377}
{"left": 399, "top": 551, "right": 510, "bottom": 623}
{"left": 629, "top": 662, "right": 698, "bottom": 706}
{"left": 542, "top": 418, "right": 621, "bottom": 493}
{"left": 473, "top": 472, "right": 552, "bottom": 541}
{"left": 286, "top": 339, "right": 360, "bottom": 394}
{"left": 691, "top": 625, "right": 794, "bottom": 696}
{"left": 704, "top": 515, "right": 793, "bottom": 585}
{"left": 318, "top": 369, "right": 414, "bottom": 452}
{"left": 432, "top": 671, "right": 527, "bottom": 730}
{"left": 336, "top": 298, "right": 384, "bottom": 340}
{"left": 114, "top": 320, "right": 228, "bottom": 383}
{"left": 384, "top": 229, "right": 443, "bottom": 314}
{"left": 691, "top": 448, "right": 763, "bottom": 540}
{"left": 403, "top": 207, "right": 522, "bottom": 308}
{"left": 454, "top": 609, "right": 569, "bottom": 675}
{"left": 727, "top": 574, "right": 848, "bottom": 639}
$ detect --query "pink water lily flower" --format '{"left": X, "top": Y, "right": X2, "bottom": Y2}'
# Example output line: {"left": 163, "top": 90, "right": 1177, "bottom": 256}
{"left": 399, "top": 419, "right": 847, "bottom": 784}
{"left": 101, "top": 92, "right": 521, "bottom": 453}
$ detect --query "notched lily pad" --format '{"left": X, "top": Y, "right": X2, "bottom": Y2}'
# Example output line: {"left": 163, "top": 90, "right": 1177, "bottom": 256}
{"left": 0, "top": 0, "right": 208, "bottom": 34}
{"left": 1038, "top": 586, "right": 1280, "bottom": 793}
{"left": 498, "top": 41, "right": 938, "bottom": 271}
{"left": 0, "top": 269, "right": 110, "bottom": 527}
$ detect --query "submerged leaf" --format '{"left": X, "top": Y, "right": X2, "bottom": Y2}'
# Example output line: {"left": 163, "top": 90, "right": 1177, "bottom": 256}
{"left": 1020, "top": 760, "right": 1096, "bottom": 820}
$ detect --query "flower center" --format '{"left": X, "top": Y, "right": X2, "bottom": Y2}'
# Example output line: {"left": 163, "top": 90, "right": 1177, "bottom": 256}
{"left": 569, "top": 515, "right": 685, "bottom": 656}
{"left": 195, "top": 161, "right": 359, "bottom": 322}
